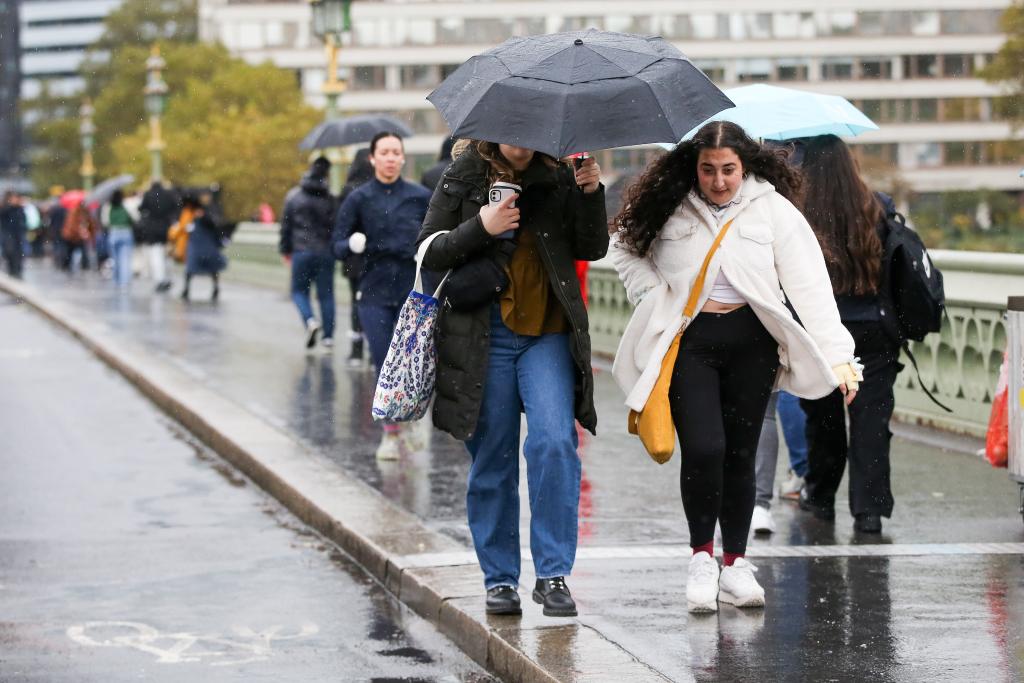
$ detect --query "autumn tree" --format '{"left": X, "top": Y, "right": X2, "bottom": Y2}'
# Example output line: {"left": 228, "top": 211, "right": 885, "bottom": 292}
{"left": 981, "top": 1, "right": 1024, "bottom": 127}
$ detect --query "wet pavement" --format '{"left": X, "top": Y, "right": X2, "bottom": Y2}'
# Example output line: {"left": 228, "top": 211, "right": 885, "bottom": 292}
{"left": 0, "top": 298, "right": 493, "bottom": 682}
{"left": 6, "top": 263, "right": 1024, "bottom": 681}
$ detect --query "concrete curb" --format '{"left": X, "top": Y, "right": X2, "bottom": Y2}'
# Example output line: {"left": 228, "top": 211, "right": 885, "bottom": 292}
{"left": 1, "top": 274, "right": 663, "bottom": 682}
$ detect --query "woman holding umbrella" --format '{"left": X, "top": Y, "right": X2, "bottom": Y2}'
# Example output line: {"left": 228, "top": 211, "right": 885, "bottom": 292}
{"left": 611, "top": 121, "right": 861, "bottom": 613}
{"left": 417, "top": 140, "right": 607, "bottom": 618}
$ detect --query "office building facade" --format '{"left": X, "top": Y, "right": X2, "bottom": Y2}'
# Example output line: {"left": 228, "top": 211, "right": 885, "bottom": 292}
{"left": 1, "top": 0, "right": 21, "bottom": 178}
{"left": 198, "top": 0, "right": 1020, "bottom": 196}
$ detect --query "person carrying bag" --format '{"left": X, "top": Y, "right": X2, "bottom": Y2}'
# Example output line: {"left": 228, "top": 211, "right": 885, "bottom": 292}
{"left": 611, "top": 121, "right": 861, "bottom": 614}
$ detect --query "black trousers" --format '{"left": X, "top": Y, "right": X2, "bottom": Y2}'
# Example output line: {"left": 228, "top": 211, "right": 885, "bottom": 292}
{"left": 800, "top": 321, "right": 901, "bottom": 518}
{"left": 669, "top": 305, "right": 779, "bottom": 555}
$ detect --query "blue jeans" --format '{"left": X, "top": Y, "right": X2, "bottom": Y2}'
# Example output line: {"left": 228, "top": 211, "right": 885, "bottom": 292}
{"left": 108, "top": 229, "right": 134, "bottom": 287}
{"left": 465, "top": 306, "right": 580, "bottom": 589}
{"left": 357, "top": 302, "right": 401, "bottom": 373}
{"left": 778, "top": 390, "right": 808, "bottom": 477}
{"left": 290, "top": 251, "right": 336, "bottom": 338}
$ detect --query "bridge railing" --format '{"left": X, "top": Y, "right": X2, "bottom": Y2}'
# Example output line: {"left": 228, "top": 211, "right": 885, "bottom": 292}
{"left": 588, "top": 250, "right": 1024, "bottom": 437}
{"left": 234, "top": 223, "right": 1022, "bottom": 436}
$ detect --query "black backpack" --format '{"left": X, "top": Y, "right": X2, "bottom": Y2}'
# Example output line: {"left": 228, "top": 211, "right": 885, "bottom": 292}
{"left": 876, "top": 193, "right": 950, "bottom": 411}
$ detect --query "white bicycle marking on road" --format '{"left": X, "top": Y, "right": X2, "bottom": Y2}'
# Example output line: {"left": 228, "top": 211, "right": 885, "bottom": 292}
{"left": 67, "top": 621, "right": 319, "bottom": 666}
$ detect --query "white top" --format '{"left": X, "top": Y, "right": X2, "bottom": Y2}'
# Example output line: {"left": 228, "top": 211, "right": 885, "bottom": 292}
{"left": 704, "top": 192, "right": 747, "bottom": 305}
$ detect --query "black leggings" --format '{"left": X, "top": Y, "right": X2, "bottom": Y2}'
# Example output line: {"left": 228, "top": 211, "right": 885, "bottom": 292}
{"left": 669, "top": 305, "right": 779, "bottom": 555}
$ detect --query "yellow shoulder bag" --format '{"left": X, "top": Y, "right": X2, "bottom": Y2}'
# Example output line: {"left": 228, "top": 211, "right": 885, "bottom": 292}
{"left": 627, "top": 219, "right": 736, "bottom": 463}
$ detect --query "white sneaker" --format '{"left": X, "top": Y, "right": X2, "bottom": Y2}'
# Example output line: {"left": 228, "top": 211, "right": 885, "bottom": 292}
{"left": 751, "top": 505, "right": 776, "bottom": 535}
{"left": 779, "top": 470, "right": 804, "bottom": 501}
{"left": 305, "top": 318, "right": 321, "bottom": 349}
{"left": 718, "top": 558, "right": 765, "bottom": 608}
{"left": 375, "top": 433, "right": 401, "bottom": 460}
{"left": 687, "top": 551, "right": 720, "bottom": 613}
{"left": 321, "top": 337, "right": 334, "bottom": 350}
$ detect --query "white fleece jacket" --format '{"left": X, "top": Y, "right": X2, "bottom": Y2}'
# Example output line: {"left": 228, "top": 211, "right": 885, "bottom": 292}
{"left": 611, "top": 175, "right": 855, "bottom": 412}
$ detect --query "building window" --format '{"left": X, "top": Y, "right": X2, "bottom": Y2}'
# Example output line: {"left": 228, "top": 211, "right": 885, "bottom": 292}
{"left": 910, "top": 11, "right": 940, "bottom": 36}
{"left": 693, "top": 59, "right": 725, "bottom": 83}
{"left": 464, "top": 18, "right": 515, "bottom": 43}
{"left": 352, "top": 66, "right": 385, "bottom": 90}
{"left": 820, "top": 11, "right": 856, "bottom": 36}
{"left": 400, "top": 64, "right": 437, "bottom": 89}
{"left": 858, "top": 57, "right": 892, "bottom": 79}
{"left": 517, "top": 17, "right": 546, "bottom": 35}
{"left": 903, "top": 54, "right": 938, "bottom": 78}
{"left": 776, "top": 58, "right": 810, "bottom": 81}
{"left": 917, "top": 98, "right": 938, "bottom": 121}
{"left": 943, "top": 142, "right": 983, "bottom": 165}
{"left": 858, "top": 99, "right": 883, "bottom": 121}
{"left": 942, "top": 98, "right": 982, "bottom": 122}
{"left": 678, "top": 13, "right": 728, "bottom": 40}
{"left": 730, "top": 13, "right": 772, "bottom": 40}
{"left": 395, "top": 18, "right": 436, "bottom": 46}
{"left": 773, "top": 12, "right": 816, "bottom": 39}
{"left": 857, "top": 12, "right": 885, "bottom": 36}
{"left": 942, "top": 54, "right": 974, "bottom": 78}
{"left": 857, "top": 143, "right": 898, "bottom": 164}
{"left": 900, "top": 142, "right": 941, "bottom": 169}
{"left": 821, "top": 57, "right": 854, "bottom": 80}
{"left": 940, "top": 10, "right": 1003, "bottom": 35}
{"left": 606, "top": 15, "right": 653, "bottom": 34}
{"left": 736, "top": 58, "right": 772, "bottom": 83}
{"left": 560, "top": 16, "right": 605, "bottom": 32}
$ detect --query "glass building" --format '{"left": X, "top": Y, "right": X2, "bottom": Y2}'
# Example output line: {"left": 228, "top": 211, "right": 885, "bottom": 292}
{"left": 198, "top": 0, "right": 1020, "bottom": 198}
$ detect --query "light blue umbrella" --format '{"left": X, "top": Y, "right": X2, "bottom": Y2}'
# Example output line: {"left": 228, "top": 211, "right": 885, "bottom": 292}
{"left": 673, "top": 83, "right": 879, "bottom": 144}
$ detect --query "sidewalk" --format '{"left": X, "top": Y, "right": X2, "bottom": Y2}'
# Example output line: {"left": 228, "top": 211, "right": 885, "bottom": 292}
{"left": 4, "top": 263, "right": 1024, "bottom": 682}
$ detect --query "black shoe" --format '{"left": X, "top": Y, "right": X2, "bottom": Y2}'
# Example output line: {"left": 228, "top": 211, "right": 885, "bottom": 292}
{"left": 854, "top": 514, "right": 882, "bottom": 533}
{"left": 180, "top": 289, "right": 189, "bottom": 301}
{"left": 156, "top": 280, "right": 172, "bottom": 293}
{"left": 532, "top": 577, "right": 577, "bottom": 617}
{"left": 798, "top": 487, "right": 835, "bottom": 521}
{"left": 211, "top": 287, "right": 219, "bottom": 302}
{"left": 348, "top": 337, "right": 364, "bottom": 362}
{"left": 485, "top": 586, "right": 522, "bottom": 615}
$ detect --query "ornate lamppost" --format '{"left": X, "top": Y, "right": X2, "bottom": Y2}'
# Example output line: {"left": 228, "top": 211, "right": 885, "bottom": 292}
{"left": 144, "top": 45, "right": 169, "bottom": 183}
{"left": 79, "top": 99, "right": 96, "bottom": 191}
{"left": 309, "top": 0, "right": 353, "bottom": 193}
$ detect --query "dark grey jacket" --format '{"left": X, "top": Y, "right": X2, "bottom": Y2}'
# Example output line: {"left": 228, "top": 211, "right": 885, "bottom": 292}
{"left": 417, "top": 147, "right": 609, "bottom": 441}
{"left": 279, "top": 173, "right": 336, "bottom": 255}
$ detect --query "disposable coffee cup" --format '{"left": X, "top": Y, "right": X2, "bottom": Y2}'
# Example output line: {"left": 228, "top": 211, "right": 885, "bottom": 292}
{"left": 488, "top": 182, "right": 521, "bottom": 240}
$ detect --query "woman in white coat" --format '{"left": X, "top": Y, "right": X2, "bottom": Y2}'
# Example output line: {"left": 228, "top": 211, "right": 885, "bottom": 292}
{"left": 611, "top": 122, "right": 863, "bottom": 613}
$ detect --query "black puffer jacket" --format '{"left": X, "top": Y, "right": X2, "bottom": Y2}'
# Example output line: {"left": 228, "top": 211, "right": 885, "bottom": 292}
{"left": 137, "top": 183, "right": 181, "bottom": 244}
{"left": 417, "top": 147, "right": 609, "bottom": 441}
{"left": 280, "top": 173, "right": 336, "bottom": 255}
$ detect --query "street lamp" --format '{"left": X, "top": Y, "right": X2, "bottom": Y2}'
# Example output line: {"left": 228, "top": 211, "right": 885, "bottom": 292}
{"left": 144, "top": 45, "right": 169, "bottom": 183}
{"left": 79, "top": 99, "right": 96, "bottom": 191}
{"left": 309, "top": 0, "right": 353, "bottom": 193}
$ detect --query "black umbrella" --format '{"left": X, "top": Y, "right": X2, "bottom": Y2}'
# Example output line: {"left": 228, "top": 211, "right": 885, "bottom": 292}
{"left": 427, "top": 29, "right": 734, "bottom": 158}
{"left": 299, "top": 114, "right": 414, "bottom": 151}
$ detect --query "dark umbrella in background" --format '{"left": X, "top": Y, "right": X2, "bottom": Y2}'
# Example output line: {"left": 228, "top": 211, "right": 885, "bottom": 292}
{"left": 427, "top": 29, "right": 734, "bottom": 158}
{"left": 299, "top": 114, "right": 414, "bottom": 150}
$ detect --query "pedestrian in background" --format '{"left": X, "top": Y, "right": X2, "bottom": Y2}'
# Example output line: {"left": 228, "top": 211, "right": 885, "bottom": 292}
{"left": 420, "top": 136, "right": 455, "bottom": 192}
{"left": 796, "top": 134, "right": 900, "bottom": 535}
{"left": 180, "top": 196, "right": 227, "bottom": 302}
{"left": 61, "top": 199, "right": 97, "bottom": 274}
{"left": 337, "top": 149, "right": 373, "bottom": 364}
{"left": 332, "top": 132, "right": 431, "bottom": 378}
{"left": 0, "top": 191, "right": 27, "bottom": 278}
{"left": 750, "top": 390, "right": 810, "bottom": 534}
{"left": 138, "top": 181, "right": 181, "bottom": 293}
{"left": 611, "top": 121, "right": 861, "bottom": 613}
{"left": 281, "top": 157, "right": 338, "bottom": 350}
{"left": 417, "top": 139, "right": 608, "bottom": 618}
{"left": 101, "top": 190, "right": 136, "bottom": 288}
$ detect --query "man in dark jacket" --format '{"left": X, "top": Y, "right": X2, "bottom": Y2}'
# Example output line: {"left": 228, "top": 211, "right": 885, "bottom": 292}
{"left": 138, "top": 181, "right": 181, "bottom": 292}
{"left": 0, "top": 191, "right": 27, "bottom": 278}
{"left": 281, "top": 157, "right": 338, "bottom": 350}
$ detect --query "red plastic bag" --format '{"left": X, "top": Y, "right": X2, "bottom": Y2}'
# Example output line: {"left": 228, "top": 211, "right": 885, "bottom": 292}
{"left": 986, "top": 351, "right": 1009, "bottom": 468}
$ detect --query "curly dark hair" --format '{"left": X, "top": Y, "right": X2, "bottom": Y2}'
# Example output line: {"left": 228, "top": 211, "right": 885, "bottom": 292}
{"left": 613, "top": 121, "right": 803, "bottom": 256}
{"left": 800, "top": 135, "right": 883, "bottom": 296}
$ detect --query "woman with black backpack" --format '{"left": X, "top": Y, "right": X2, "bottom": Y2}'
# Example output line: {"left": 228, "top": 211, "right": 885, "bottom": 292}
{"left": 797, "top": 134, "right": 902, "bottom": 534}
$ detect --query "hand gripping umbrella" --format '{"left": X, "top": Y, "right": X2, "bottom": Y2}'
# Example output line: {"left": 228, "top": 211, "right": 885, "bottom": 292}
{"left": 427, "top": 29, "right": 733, "bottom": 158}
{"left": 299, "top": 114, "right": 414, "bottom": 151}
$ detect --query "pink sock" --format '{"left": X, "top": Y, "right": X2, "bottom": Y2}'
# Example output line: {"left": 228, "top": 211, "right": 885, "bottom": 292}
{"left": 692, "top": 541, "right": 713, "bottom": 557}
{"left": 723, "top": 552, "right": 743, "bottom": 567}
